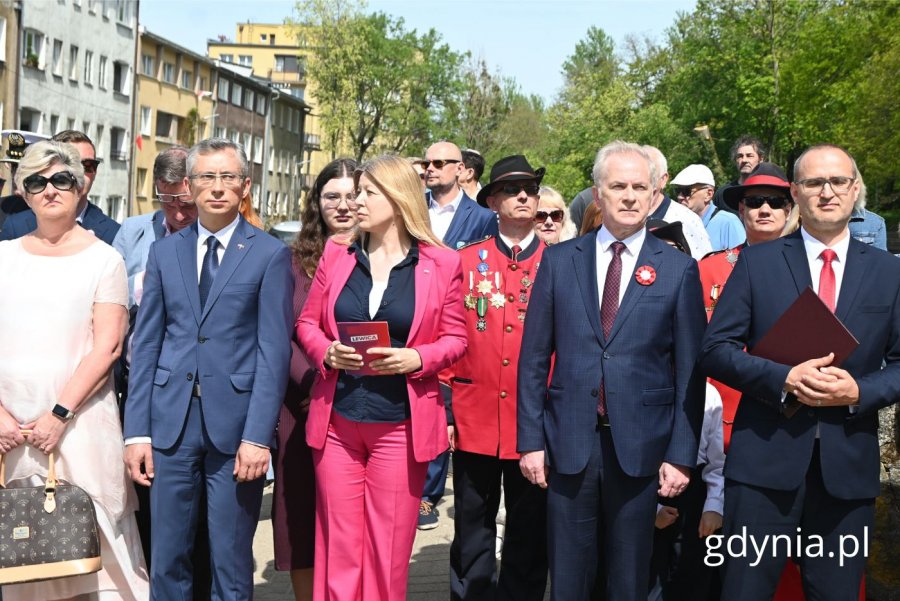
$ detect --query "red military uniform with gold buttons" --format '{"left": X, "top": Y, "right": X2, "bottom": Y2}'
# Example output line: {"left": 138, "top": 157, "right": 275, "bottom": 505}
{"left": 449, "top": 234, "right": 545, "bottom": 459}
{"left": 699, "top": 244, "right": 744, "bottom": 451}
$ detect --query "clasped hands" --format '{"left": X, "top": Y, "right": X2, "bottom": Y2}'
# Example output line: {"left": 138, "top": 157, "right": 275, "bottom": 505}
{"left": 0, "top": 406, "right": 67, "bottom": 455}
{"left": 324, "top": 341, "right": 422, "bottom": 375}
{"left": 784, "top": 352, "right": 859, "bottom": 407}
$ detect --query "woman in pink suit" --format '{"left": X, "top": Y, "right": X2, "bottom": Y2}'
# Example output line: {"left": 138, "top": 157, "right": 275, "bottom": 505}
{"left": 297, "top": 154, "right": 467, "bottom": 601}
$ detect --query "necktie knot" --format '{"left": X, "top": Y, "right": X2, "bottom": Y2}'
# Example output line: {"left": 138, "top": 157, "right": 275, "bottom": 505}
{"left": 611, "top": 241, "right": 626, "bottom": 257}
{"left": 206, "top": 236, "right": 219, "bottom": 253}
{"left": 820, "top": 248, "right": 837, "bottom": 264}
{"left": 512, "top": 245, "right": 521, "bottom": 260}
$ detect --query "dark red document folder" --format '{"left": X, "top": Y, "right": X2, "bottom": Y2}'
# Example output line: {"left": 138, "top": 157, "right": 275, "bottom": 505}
{"left": 749, "top": 287, "right": 859, "bottom": 416}
{"left": 337, "top": 321, "right": 391, "bottom": 376}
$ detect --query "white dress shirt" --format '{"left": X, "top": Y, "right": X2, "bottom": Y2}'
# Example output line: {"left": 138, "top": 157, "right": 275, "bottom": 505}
{"left": 800, "top": 226, "right": 850, "bottom": 306}
{"left": 428, "top": 188, "right": 463, "bottom": 242}
{"left": 698, "top": 383, "right": 725, "bottom": 514}
{"left": 595, "top": 225, "right": 646, "bottom": 308}
{"left": 196, "top": 216, "right": 240, "bottom": 281}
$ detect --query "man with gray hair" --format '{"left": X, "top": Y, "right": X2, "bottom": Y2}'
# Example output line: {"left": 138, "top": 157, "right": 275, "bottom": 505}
{"left": 125, "top": 138, "right": 293, "bottom": 600}
{"left": 518, "top": 141, "right": 706, "bottom": 601}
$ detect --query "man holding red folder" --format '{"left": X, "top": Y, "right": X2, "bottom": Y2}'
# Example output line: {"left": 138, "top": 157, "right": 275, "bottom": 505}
{"left": 699, "top": 145, "right": 900, "bottom": 600}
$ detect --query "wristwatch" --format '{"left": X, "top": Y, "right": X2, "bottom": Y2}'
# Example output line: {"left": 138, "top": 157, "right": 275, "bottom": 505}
{"left": 51, "top": 404, "right": 75, "bottom": 422}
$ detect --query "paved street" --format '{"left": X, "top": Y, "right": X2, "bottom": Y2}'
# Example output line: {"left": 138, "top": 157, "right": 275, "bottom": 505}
{"left": 252, "top": 480, "right": 456, "bottom": 600}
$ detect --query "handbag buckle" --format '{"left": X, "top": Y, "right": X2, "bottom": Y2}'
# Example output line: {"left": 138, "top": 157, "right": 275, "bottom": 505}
{"left": 44, "top": 486, "right": 57, "bottom": 513}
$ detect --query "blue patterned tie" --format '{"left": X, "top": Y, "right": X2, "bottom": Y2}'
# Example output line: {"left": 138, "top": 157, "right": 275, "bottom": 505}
{"left": 199, "top": 236, "right": 220, "bottom": 309}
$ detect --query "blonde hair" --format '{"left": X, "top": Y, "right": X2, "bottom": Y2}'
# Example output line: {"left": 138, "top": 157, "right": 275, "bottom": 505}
{"left": 538, "top": 186, "right": 577, "bottom": 242}
{"left": 353, "top": 155, "right": 445, "bottom": 248}
{"left": 240, "top": 193, "right": 263, "bottom": 228}
{"left": 15, "top": 140, "right": 85, "bottom": 192}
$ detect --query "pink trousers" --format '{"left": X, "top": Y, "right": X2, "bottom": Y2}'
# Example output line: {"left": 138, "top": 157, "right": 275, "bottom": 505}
{"left": 312, "top": 412, "right": 429, "bottom": 601}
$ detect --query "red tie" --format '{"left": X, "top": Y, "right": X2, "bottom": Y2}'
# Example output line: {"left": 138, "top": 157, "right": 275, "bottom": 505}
{"left": 818, "top": 249, "right": 837, "bottom": 313}
{"left": 598, "top": 241, "right": 626, "bottom": 416}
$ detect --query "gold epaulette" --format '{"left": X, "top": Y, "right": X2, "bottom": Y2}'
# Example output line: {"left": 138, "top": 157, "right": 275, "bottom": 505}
{"left": 455, "top": 235, "right": 493, "bottom": 250}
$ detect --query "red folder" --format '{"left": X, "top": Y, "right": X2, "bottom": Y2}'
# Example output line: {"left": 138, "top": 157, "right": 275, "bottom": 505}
{"left": 749, "top": 287, "right": 859, "bottom": 416}
{"left": 336, "top": 321, "right": 391, "bottom": 376}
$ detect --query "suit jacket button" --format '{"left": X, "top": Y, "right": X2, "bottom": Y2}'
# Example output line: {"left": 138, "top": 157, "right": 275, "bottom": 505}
{"left": 187, "top": 373, "right": 194, "bottom": 381}
{"left": 603, "top": 352, "right": 610, "bottom": 359}
{"left": 505, "top": 325, "right": 513, "bottom": 333}
{"left": 500, "top": 391, "right": 508, "bottom": 398}
{"left": 591, "top": 388, "right": 598, "bottom": 397}
{"left": 502, "top": 359, "right": 510, "bottom": 366}
{"left": 198, "top": 336, "right": 207, "bottom": 343}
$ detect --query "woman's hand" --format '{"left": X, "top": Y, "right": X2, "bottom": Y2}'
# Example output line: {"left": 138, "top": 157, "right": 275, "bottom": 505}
{"left": 28, "top": 411, "right": 69, "bottom": 455}
{"left": 367, "top": 347, "right": 423, "bottom": 375}
{"left": 324, "top": 341, "right": 363, "bottom": 371}
{"left": 0, "top": 407, "right": 28, "bottom": 454}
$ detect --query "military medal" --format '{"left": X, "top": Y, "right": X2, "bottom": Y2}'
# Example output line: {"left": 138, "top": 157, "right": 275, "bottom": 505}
{"left": 518, "top": 308, "right": 527, "bottom": 322}
{"left": 519, "top": 289, "right": 528, "bottom": 304}
{"left": 464, "top": 293, "right": 477, "bottom": 310}
{"left": 476, "top": 279, "right": 493, "bottom": 295}
{"left": 476, "top": 295, "right": 488, "bottom": 331}
{"left": 726, "top": 250, "right": 738, "bottom": 265}
{"left": 520, "top": 272, "right": 532, "bottom": 288}
{"left": 477, "top": 249, "right": 489, "bottom": 275}
{"left": 708, "top": 284, "right": 720, "bottom": 313}
{"left": 490, "top": 292, "right": 506, "bottom": 308}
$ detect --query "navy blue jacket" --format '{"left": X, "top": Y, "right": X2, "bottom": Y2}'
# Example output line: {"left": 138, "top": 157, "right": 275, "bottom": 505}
{"left": 440, "top": 192, "right": 498, "bottom": 249}
{"left": 0, "top": 202, "right": 120, "bottom": 245}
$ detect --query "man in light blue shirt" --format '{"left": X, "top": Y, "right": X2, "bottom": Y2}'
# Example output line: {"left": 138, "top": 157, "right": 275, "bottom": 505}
{"left": 672, "top": 164, "right": 745, "bottom": 252}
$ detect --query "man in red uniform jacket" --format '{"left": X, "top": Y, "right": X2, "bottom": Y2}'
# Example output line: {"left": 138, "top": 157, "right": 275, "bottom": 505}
{"left": 448, "top": 155, "right": 548, "bottom": 601}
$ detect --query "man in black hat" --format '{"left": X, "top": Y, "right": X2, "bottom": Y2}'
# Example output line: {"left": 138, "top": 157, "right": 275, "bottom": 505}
{"left": 0, "top": 130, "right": 119, "bottom": 244}
{"left": 0, "top": 130, "right": 48, "bottom": 230}
{"left": 448, "top": 154, "right": 549, "bottom": 601}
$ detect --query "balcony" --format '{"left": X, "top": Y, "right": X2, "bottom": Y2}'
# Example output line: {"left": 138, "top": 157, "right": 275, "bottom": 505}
{"left": 268, "top": 68, "right": 306, "bottom": 85}
{"left": 304, "top": 133, "right": 320, "bottom": 151}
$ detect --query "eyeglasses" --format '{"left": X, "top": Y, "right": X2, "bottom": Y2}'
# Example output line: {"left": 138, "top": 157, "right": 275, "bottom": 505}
{"left": 81, "top": 159, "right": 102, "bottom": 175}
{"left": 741, "top": 195, "right": 792, "bottom": 210}
{"left": 188, "top": 172, "right": 244, "bottom": 188}
{"left": 673, "top": 186, "right": 707, "bottom": 198}
{"left": 497, "top": 183, "right": 540, "bottom": 196}
{"left": 421, "top": 159, "right": 461, "bottom": 169}
{"left": 155, "top": 189, "right": 195, "bottom": 205}
{"left": 321, "top": 192, "right": 356, "bottom": 210}
{"left": 795, "top": 176, "right": 856, "bottom": 194}
{"left": 534, "top": 209, "right": 564, "bottom": 223}
{"left": 23, "top": 171, "right": 77, "bottom": 195}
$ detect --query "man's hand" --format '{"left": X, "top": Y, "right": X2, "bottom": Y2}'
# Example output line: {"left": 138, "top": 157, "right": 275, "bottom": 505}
{"left": 125, "top": 443, "right": 154, "bottom": 487}
{"left": 234, "top": 443, "right": 270, "bottom": 482}
{"left": 655, "top": 506, "right": 678, "bottom": 529}
{"left": 519, "top": 450, "right": 549, "bottom": 489}
{"left": 658, "top": 462, "right": 690, "bottom": 497}
{"left": 367, "top": 347, "right": 423, "bottom": 375}
{"left": 794, "top": 364, "right": 860, "bottom": 408}
{"left": 448, "top": 425, "right": 456, "bottom": 452}
{"left": 698, "top": 511, "right": 723, "bottom": 537}
{"left": 324, "top": 341, "right": 363, "bottom": 371}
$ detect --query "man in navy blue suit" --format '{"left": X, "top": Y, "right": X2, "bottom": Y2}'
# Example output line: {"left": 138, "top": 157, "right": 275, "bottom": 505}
{"left": 518, "top": 141, "right": 706, "bottom": 601}
{"left": 0, "top": 130, "right": 120, "bottom": 244}
{"left": 125, "top": 138, "right": 293, "bottom": 600}
{"left": 699, "top": 144, "right": 900, "bottom": 600}
{"left": 417, "top": 140, "right": 498, "bottom": 530}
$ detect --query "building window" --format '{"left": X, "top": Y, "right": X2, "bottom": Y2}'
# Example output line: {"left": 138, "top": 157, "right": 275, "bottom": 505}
{"left": 260, "top": 33, "right": 267, "bottom": 42}
{"left": 83, "top": 121, "right": 91, "bottom": 140}
{"left": 19, "top": 108, "right": 42, "bottom": 133}
{"left": 181, "top": 69, "right": 192, "bottom": 90}
{"left": 155, "top": 111, "right": 176, "bottom": 139}
{"left": 238, "top": 55, "right": 252, "bottom": 67}
{"left": 241, "top": 133, "right": 250, "bottom": 155}
{"left": 231, "top": 83, "right": 242, "bottom": 106}
{"left": 95, "top": 124, "right": 104, "bottom": 153}
{"left": 69, "top": 45, "right": 78, "bottom": 80}
{"left": 23, "top": 29, "right": 45, "bottom": 69}
{"left": 112, "top": 61, "right": 130, "bottom": 94}
{"left": 117, "top": 0, "right": 130, "bottom": 24}
{"left": 83, "top": 50, "right": 93, "bottom": 85}
{"left": 109, "top": 127, "right": 127, "bottom": 161}
{"left": 50, "top": 114, "right": 59, "bottom": 135}
{"left": 217, "top": 79, "right": 230, "bottom": 102}
{"left": 256, "top": 94, "right": 266, "bottom": 115}
{"left": 253, "top": 137, "right": 262, "bottom": 164}
{"left": 270, "top": 34, "right": 275, "bottom": 45}
{"left": 244, "top": 89, "right": 254, "bottom": 111}
{"left": 268, "top": 147, "right": 274, "bottom": 172}
{"left": 214, "top": 126, "right": 225, "bottom": 139}
{"left": 106, "top": 196, "right": 124, "bottom": 222}
{"left": 141, "top": 53, "right": 154, "bottom": 76}
{"left": 88, "top": 0, "right": 98, "bottom": 13}
{"left": 162, "top": 62, "right": 175, "bottom": 84}
{"left": 0, "top": 17, "right": 7, "bottom": 63}
{"left": 220, "top": 54, "right": 233, "bottom": 63}
{"left": 140, "top": 106, "right": 151, "bottom": 136}
{"left": 136, "top": 168, "right": 148, "bottom": 198}
{"left": 199, "top": 76, "right": 208, "bottom": 91}
{"left": 52, "top": 39, "right": 63, "bottom": 76}
{"left": 67, "top": 117, "right": 75, "bottom": 131}
{"left": 98, "top": 55, "right": 107, "bottom": 88}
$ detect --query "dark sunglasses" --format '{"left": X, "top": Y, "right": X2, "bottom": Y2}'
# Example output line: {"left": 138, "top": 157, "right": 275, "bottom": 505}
{"left": 535, "top": 209, "right": 564, "bottom": 223}
{"left": 741, "top": 195, "right": 791, "bottom": 210}
{"left": 23, "top": 171, "right": 78, "bottom": 195}
{"left": 498, "top": 182, "right": 540, "bottom": 196}
{"left": 421, "top": 159, "right": 460, "bottom": 169}
{"left": 81, "top": 159, "right": 102, "bottom": 174}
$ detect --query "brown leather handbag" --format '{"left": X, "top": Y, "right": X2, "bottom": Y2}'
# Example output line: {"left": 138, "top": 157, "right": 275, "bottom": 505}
{"left": 0, "top": 446, "right": 102, "bottom": 584}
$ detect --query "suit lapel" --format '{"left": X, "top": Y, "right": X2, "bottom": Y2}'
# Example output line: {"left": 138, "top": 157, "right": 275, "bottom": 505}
{"left": 200, "top": 218, "right": 254, "bottom": 323}
{"left": 443, "top": 197, "right": 471, "bottom": 247}
{"left": 324, "top": 245, "right": 359, "bottom": 340}
{"left": 408, "top": 254, "right": 434, "bottom": 343}
{"left": 605, "top": 234, "right": 662, "bottom": 346}
{"left": 176, "top": 224, "right": 202, "bottom": 324}
{"left": 573, "top": 233, "right": 604, "bottom": 345}
{"left": 835, "top": 238, "right": 867, "bottom": 321}
{"left": 151, "top": 210, "right": 167, "bottom": 240}
{"left": 781, "top": 232, "right": 813, "bottom": 296}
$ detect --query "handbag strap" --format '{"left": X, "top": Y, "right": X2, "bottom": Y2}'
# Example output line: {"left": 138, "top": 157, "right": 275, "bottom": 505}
{"left": 0, "top": 429, "right": 58, "bottom": 490}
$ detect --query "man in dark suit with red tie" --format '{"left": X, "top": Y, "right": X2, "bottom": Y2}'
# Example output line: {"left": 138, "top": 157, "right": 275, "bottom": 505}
{"left": 517, "top": 141, "right": 707, "bottom": 601}
{"left": 699, "top": 144, "right": 900, "bottom": 600}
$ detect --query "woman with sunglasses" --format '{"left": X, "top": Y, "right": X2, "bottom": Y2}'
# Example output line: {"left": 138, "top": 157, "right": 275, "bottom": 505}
{"left": 272, "top": 158, "right": 358, "bottom": 601}
{"left": 534, "top": 186, "right": 577, "bottom": 245}
{"left": 0, "top": 141, "right": 148, "bottom": 600}
{"left": 297, "top": 155, "right": 466, "bottom": 601}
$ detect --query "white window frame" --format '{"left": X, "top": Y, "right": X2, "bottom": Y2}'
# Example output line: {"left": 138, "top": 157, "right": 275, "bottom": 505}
{"left": 98, "top": 55, "right": 108, "bottom": 89}
{"left": 140, "top": 106, "right": 151, "bottom": 137}
{"left": 83, "top": 50, "right": 93, "bottom": 85}
{"left": 69, "top": 44, "right": 79, "bottom": 80}
{"left": 52, "top": 39, "right": 63, "bottom": 76}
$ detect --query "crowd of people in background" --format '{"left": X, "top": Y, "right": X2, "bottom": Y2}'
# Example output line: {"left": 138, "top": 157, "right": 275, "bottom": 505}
{"left": 0, "top": 128, "right": 895, "bottom": 601}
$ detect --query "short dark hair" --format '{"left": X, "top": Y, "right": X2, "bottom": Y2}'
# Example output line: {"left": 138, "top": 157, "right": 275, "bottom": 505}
{"left": 461, "top": 149, "right": 485, "bottom": 181}
{"left": 52, "top": 129, "right": 95, "bottom": 152}
{"left": 730, "top": 135, "right": 766, "bottom": 163}
{"left": 153, "top": 146, "right": 189, "bottom": 185}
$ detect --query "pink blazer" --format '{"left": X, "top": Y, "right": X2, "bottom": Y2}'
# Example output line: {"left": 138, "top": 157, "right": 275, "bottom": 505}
{"left": 297, "top": 239, "right": 468, "bottom": 463}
